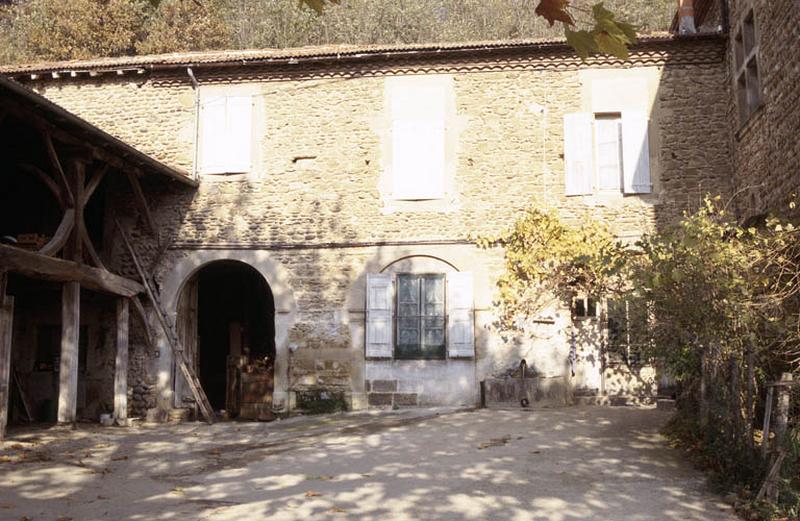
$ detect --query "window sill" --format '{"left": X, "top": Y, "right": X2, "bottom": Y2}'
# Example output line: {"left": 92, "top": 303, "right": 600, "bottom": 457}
{"left": 381, "top": 196, "right": 459, "bottom": 214}
{"left": 199, "top": 173, "right": 253, "bottom": 183}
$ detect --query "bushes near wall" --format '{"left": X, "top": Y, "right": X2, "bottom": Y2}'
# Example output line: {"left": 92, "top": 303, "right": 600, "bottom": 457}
{"left": 485, "top": 196, "right": 800, "bottom": 518}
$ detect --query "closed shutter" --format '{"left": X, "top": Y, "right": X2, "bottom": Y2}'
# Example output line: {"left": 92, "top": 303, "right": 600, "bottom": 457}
{"left": 390, "top": 80, "right": 446, "bottom": 199}
{"left": 199, "top": 97, "right": 227, "bottom": 174}
{"left": 366, "top": 274, "right": 394, "bottom": 358}
{"left": 563, "top": 112, "right": 594, "bottom": 196}
{"left": 392, "top": 119, "right": 446, "bottom": 199}
{"left": 622, "top": 110, "right": 651, "bottom": 194}
{"left": 446, "top": 272, "right": 475, "bottom": 358}
{"left": 225, "top": 96, "right": 253, "bottom": 174}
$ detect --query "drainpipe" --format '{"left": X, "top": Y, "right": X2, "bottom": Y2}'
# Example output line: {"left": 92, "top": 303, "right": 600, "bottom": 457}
{"left": 187, "top": 67, "right": 200, "bottom": 181}
{"left": 678, "top": 0, "right": 697, "bottom": 35}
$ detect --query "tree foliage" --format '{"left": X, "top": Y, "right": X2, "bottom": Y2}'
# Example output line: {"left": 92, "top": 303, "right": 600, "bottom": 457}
{"left": 475, "top": 205, "right": 628, "bottom": 330}
{"left": 0, "top": 0, "right": 677, "bottom": 64}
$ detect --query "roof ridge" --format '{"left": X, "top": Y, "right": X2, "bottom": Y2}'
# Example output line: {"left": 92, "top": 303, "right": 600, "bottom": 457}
{"left": 1, "top": 32, "right": 721, "bottom": 76}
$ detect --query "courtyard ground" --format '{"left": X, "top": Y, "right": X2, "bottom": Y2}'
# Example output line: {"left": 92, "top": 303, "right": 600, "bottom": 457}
{"left": 0, "top": 406, "right": 738, "bottom": 521}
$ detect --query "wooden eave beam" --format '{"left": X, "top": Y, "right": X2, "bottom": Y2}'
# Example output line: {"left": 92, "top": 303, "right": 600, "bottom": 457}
{"left": 0, "top": 244, "right": 143, "bottom": 297}
{"left": 40, "top": 127, "right": 75, "bottom": 206}
{"left": 126, "top": 171, "right": 158, "bottom": 237}
{"left": 0, "top": 100, "right": 195, "bottom": 187}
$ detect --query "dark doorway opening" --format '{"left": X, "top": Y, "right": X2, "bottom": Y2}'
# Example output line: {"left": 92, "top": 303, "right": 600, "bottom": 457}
{"left": 193, "top": 261, "right": 275, "bottom": 413}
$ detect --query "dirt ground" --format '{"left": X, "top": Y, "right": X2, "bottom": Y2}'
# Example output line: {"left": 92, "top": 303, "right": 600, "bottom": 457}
{"left": 0, "top": 406, "right": 739, "bottom": 521}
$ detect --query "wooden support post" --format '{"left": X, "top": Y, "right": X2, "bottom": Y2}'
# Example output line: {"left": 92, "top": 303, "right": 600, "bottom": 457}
{"left": 773, "top": 373, "right": 793, "bottom": 450}
{"left": 114, "top": 298, "right": 129, "bottom": 425}
{"left": 57, "top": 281, "right": 80, "bottom": 424}
{"left": 729, "top": 355, "right": 741, "bottom": 442}
{"left": 0, "top": 274, "right": 15, "bottom": 440}
{"left": 699, "top": 350, "right": 708, "bottom": 428}
{"left": 746, "top": 345, "right": 755, "bottom": 449}
{"left": 762, "top": 385, "right": 774, "bottom": 458}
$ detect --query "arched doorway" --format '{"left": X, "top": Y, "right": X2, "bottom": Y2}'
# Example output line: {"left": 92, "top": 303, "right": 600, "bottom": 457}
{"left": 176, "top": 260, "right": 275, "bottom": 419}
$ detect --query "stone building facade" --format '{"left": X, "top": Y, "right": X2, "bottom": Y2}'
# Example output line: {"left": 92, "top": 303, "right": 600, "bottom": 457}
{"left": 721, "top": 0, "right": 800, "bottom": 220}
{"left": 2, "top": 34, "right": 734, "bottom": 416}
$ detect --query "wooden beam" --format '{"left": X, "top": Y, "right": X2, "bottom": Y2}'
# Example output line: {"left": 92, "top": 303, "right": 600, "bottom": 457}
{"left": 0, "top": 292, "right": 14, "bottom": 440}
{"left": 57, "top": 281, "right": 79, "bottom": 424}
{"left": 82, "top": 164, "right": 108, "bottom": 206}
{"left": 79, "top": 224, "right": 105, "bottom": 270}
{"left": 17, "top": 163, "right": 66, "bottom": 209}
{"left": 0, "top": 244, "right": 144, "bottom": 297}
{"left": 41, "top": 128, "right": 75, "bottom": 207}
{"left": 39, "top": 208, "right": 75, "bottom": 257}
{"left": 126, "top": 171, "right": 158, "bottom": 237}
{"left": 131, "top": 296, "right": 154, "bottom": 348}
{"left": 113, "top": 298, "right": 129, "bottom": 424}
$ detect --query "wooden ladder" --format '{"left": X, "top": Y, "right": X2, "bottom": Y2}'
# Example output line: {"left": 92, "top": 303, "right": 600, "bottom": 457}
{"left": 116, "top": 221, "right": 215, "bottom": 424}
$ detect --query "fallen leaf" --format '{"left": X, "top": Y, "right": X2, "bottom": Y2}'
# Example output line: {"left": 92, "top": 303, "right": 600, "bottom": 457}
{"left": 304, "top": 490, "right": 322, "bottom": 497}
{"left": 329, "top": 507, "right": 348, "bottom": 513}
{"left": 478, "top": 435, "right": 512, "bottom": 449}
{"left": 57, "top": 517, "right": 73, "bottom": 521}
{"left": 111, "top": 455, "right": 128, "bottom": 461}
{"left": 96, "top": 495, "right": 109, "bottom": 500}
{"left": 306, "top": 475, "right": 333, "bottom": 481}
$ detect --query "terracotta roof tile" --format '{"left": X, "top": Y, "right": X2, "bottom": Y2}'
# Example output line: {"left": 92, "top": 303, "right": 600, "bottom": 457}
{"left": 0, "top": 33, "right": 699, "bottom": 75}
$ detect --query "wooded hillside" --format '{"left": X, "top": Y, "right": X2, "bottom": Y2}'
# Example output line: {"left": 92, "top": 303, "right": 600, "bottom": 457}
{"left": 0, "top": 0, "right": 677, "bottom": 64}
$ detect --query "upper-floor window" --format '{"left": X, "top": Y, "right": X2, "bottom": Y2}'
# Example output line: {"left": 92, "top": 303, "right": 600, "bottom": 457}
{"left": 734, "top": 9, "right": 761, "bottom": 125}
{"left": 198, "top": 95, "right": 253, "bottom": 175}
{"left": 386, "top": 77, "right": 448, "bottom": 200}
{"left": 563, "top": 111, "right": 651, "bottom": 196}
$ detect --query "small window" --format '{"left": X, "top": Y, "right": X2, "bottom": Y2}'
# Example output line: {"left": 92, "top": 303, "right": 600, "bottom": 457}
{"left": 396, "top": 274, "right": 446, "bottom": 359}
{"left": 734, "top": 10, "right": 761, "bottom": 125}
{"left": 563, "top": 111, "right": 650, "bottom": 196}
{"left": 199, "top": 95, "right": 253, "bottom": 175}
{"left": 572, "top": 296, "right": 598, "bottom": 320}
{"left": 594, "top": 114, "right": 623, "bottom": 192}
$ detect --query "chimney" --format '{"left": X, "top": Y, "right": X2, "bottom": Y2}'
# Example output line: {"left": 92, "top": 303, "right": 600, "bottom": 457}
{"left": 678, "top": 0, "right": 697, "bottom": 34}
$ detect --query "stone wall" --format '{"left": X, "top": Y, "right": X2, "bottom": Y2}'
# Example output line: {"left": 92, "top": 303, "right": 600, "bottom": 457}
{"left": 725, "top": 0, "right": 800, "bottom": 219}
{"left": 20, "top": 38, "right": 733, "bottom": 411}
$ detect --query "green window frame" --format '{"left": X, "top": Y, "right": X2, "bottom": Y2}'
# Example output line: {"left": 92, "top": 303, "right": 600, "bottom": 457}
{"left": 396, "top": 274, "right": 446, "bottom": 360}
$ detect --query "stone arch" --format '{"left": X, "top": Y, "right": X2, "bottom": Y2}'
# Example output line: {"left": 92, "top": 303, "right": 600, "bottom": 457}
{"left": 156, "top": 249, "right": 297, "bottom": 413}
{"left": 379, "top": 254, "right": 461, "bottom": 274}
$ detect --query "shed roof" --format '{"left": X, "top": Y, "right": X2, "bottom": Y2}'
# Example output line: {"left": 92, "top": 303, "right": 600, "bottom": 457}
{"left": 0, "top": 75, "right": 195, "bottom": 186}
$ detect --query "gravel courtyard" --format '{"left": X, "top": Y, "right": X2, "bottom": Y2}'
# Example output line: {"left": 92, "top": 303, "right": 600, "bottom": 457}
{"left": 0, "top": 406, "right": 738, "bottom": 521}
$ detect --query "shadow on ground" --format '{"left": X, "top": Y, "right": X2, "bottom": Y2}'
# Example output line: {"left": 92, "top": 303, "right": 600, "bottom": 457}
{"left": 0, "top": 406, "right": 737, "bottom": 521}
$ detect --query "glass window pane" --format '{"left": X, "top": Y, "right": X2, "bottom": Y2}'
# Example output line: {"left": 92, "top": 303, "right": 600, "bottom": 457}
{"left": 742, "top": 13, "right": 755, "bottom": 54}
{"left": 398, "top": 275, "right": 419, "bottom": 306}
{"left": 398, "top": 317, "right": 420, "bottom": 346}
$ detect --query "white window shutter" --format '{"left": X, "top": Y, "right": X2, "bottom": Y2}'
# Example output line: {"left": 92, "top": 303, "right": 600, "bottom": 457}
{"left": 563, "top": 113, "right": 594, "bottom": 196}
{"left": 199, "top": 97, "right": 227, "bottom": 174}
{"left": 225, "top": 96, "right": 253, "bottom": 174}
{"left": 622, "top": 110, "right": 651, "bottom": 194}
{"left": 447, "top": 272, "right": 475, "bottom": 358}
{"left": 389, "top": 78, "right": 447, "bottom": 200}
{"left": 392, "top": 118, "right": 445, "bottom": 199}
{"left": 366, "top": 274, "right": 394, "bottom": 359}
